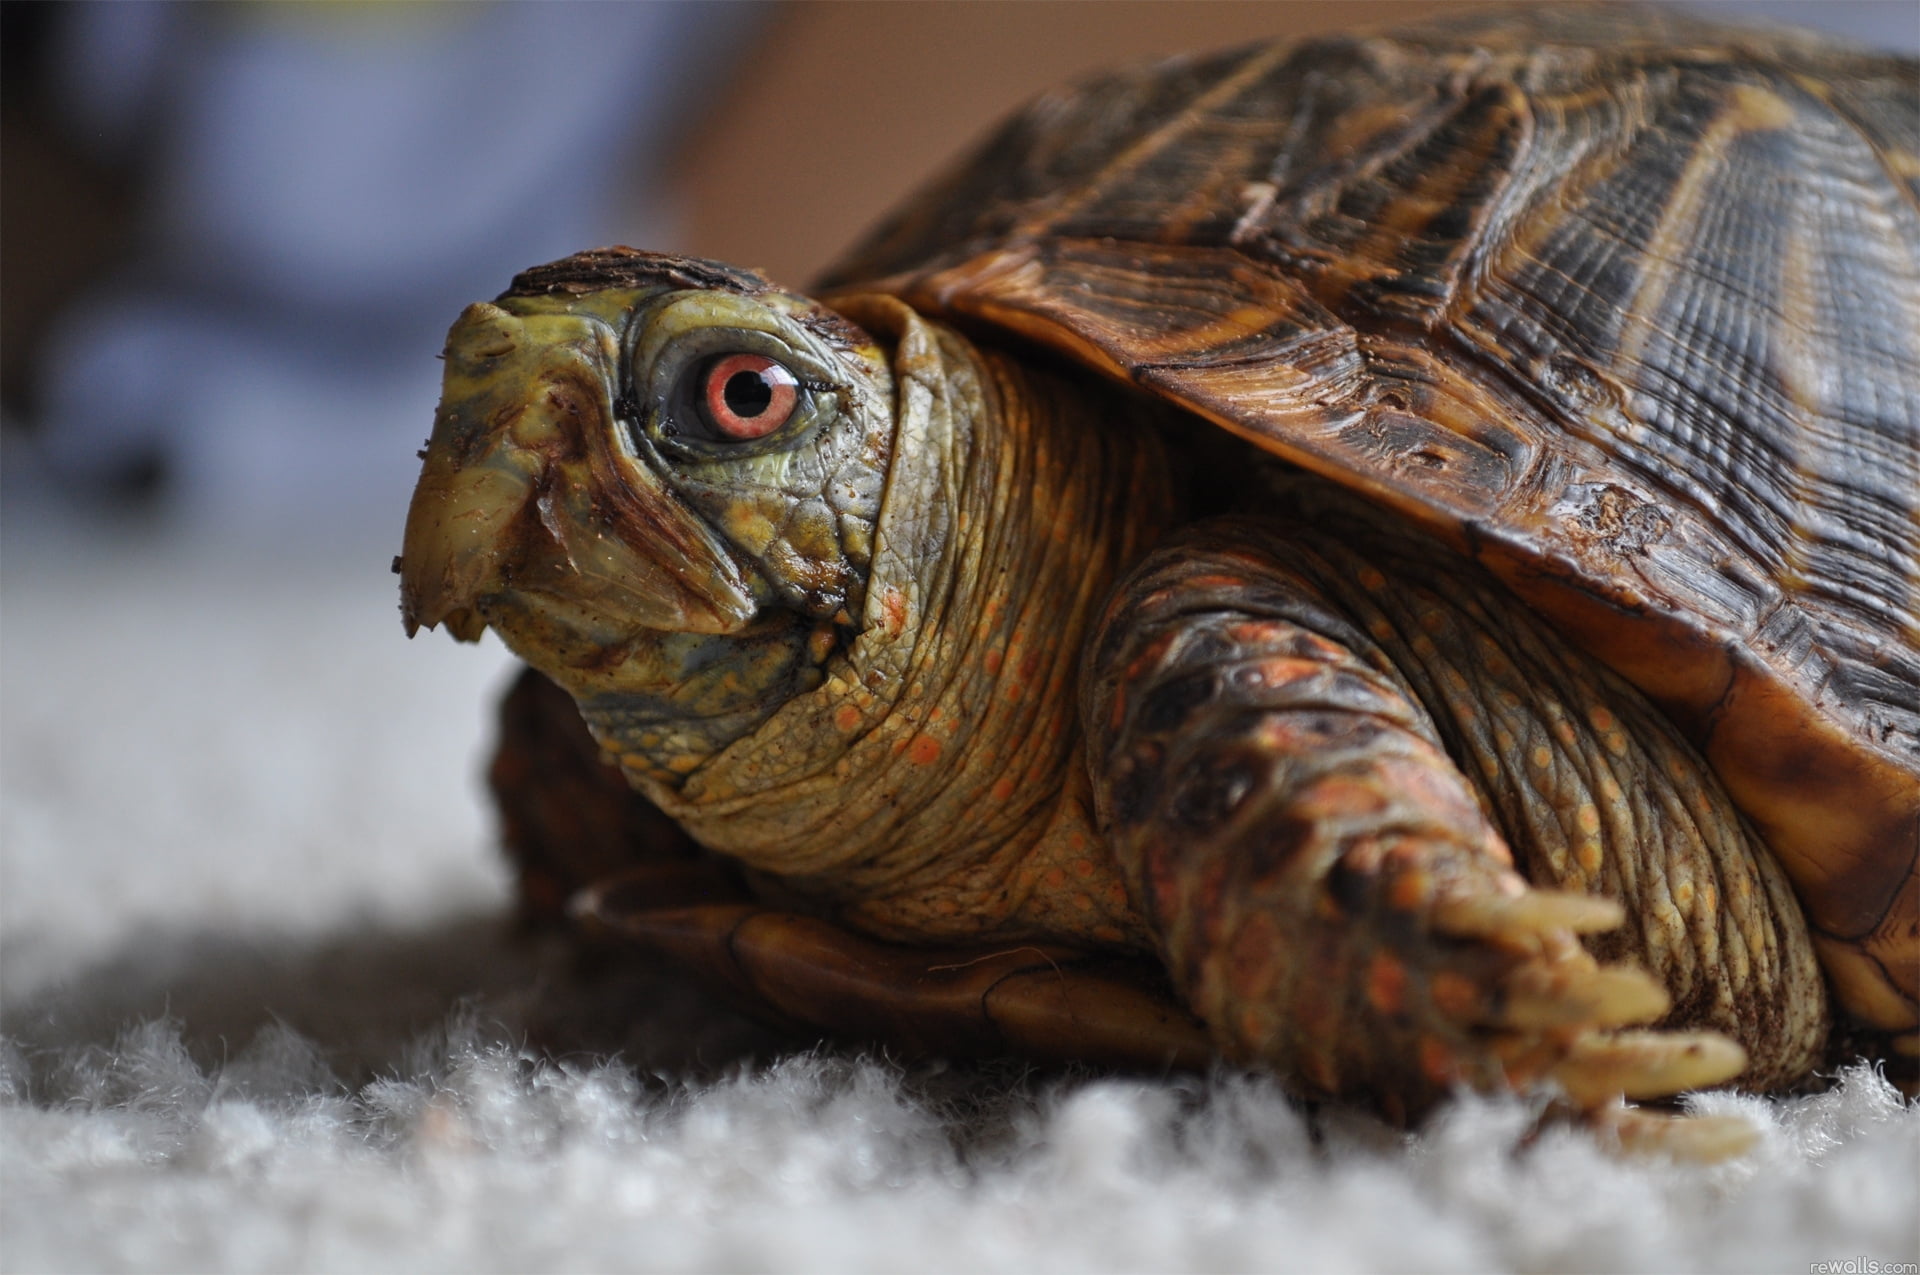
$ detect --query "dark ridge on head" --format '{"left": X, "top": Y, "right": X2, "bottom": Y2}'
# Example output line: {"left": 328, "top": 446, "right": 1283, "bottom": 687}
{"left": 502, "top": 248, "right": 773, "bottom": 300}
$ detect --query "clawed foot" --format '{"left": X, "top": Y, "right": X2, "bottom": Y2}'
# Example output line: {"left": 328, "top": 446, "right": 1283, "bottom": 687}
{"left": 1427, "top": 884, "right": 1748, "bottom": 1098}
{"left": 1413, "top": 878, "right": 1755, "bottom": 1157}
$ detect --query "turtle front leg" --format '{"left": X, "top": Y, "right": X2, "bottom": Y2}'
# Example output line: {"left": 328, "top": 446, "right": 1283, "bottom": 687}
{"left": 1082, "top": 520, "right": 1746, "bottom": 1125}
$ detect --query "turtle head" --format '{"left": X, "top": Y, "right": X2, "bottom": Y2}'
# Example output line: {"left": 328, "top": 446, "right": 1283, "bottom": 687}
{"left": 399, "top": 249, "right": 894, "bottom": 772}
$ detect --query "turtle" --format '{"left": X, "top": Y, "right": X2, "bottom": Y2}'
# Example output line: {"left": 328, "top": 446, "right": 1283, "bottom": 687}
{"left": 397, "top": 5, "right": 1919, "bottom": 1149}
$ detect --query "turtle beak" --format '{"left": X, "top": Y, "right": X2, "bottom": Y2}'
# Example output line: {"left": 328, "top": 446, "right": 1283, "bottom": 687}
{"left": 398, "top": 301, "right": 757, "bottom": 645}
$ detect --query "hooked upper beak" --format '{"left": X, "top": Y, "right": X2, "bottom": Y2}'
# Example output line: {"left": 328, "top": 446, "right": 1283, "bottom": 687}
{"left": 398, "top": 301, "right": 757, "bottom": 645}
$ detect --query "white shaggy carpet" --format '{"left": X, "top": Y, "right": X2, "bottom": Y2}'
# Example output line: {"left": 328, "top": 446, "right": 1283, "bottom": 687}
{"left": 3, "top": 515, "right": 1916, "bottom": 1275}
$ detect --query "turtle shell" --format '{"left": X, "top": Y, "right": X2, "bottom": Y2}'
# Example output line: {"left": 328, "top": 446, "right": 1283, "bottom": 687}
{"left": 816, "top": 6, "right": 1920, "bottom": 1034}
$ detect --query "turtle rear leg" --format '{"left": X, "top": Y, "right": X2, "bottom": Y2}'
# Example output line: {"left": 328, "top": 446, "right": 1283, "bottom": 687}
{"left": 1083, "top": 518, "right": 1750, "bottom": 1125}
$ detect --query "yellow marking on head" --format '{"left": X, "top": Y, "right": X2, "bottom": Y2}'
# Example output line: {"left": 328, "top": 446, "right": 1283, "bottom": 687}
{"left": 1531, "top": 745, "right": 1553, "bottom": 769}
{"left": 1577, "top": 841, "right": 1603, "bottom": 876}
{"left": 1673, "top": 880, "right": 1695, "bottom": 910}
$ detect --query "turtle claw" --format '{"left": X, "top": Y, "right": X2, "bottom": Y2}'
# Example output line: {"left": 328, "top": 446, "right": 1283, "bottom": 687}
{"left": 1550, "top": 1029, "right": 1749, "bottom": 1105}
{"left": 1430, "top": 888, "right": 1626, "bottom": 948}
{"left": 1592, "top": 1103, "right": 1762, "bottom": 1163}
{"left": 1498, "top": 962, "right": 1670, "bottom": 1031}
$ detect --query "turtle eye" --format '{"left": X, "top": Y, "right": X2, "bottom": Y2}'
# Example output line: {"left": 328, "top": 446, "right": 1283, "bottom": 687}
{"left": 697, "top": 353, "right": 800, "bottom": 441}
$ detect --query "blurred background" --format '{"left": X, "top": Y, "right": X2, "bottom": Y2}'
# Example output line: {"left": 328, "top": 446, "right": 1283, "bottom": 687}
{"left": 3, "top": 0, "right": 1913, "bottom": 551}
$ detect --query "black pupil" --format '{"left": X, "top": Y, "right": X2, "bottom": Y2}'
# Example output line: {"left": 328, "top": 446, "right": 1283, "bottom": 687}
{"left": 723, "top": 369, "right": 773, "bottom": 418}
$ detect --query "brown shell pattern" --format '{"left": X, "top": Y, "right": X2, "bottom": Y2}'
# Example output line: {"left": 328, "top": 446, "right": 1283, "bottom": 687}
{"left": 819, "top": 6, "right": 1919, "bottom": 1032}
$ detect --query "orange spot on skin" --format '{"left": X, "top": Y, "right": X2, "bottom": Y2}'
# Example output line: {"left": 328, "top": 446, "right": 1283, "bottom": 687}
{"left": 1531, "top": 745, "right": 1553, "bottom": 769}
{"left": 1294, "top": 773, "right": 1389, "bottom": 820}
{"left": 1577, "top": 841, "right": 1603, "bottom": 875}
{"left": 881, "top": 588, "right": 909, "bottom": 637}
{"left": 1358, "top": 567, "right": 1388, "bottom": 591}
{"left": 991, "top": 777, "right": 1016, "bottom": 802}
{"left": 984, "top": 649, "right": 1004, "bottom": 675}
{"left": 1185, "top": 572, "right": 1251, "bottom": 591}
{"left": 1418, "top": 1035, "right": 1456, "bottom": 1085}
{"left": 1576, "top": 804, "right": 1601, "bottom": 835}
{"left": 1072, "top": 857, "right": 1096, "bottom": 878}
{"left": 1366, "top": 952, "right": 1407, "bottom": 1015}
{"left": 1253, "top": 657, "right": 1322, "bottom": 687}
{"left": 1043, "top": 868, "right": 1067, "bottom": 889}
{"left": 907, "top": 734, "right": 943, "bottom": 766}
{"left": 833, "top": 705, "right": 861, "bottom": 732}
{"left": 1588, "top": 706, "right": 1617, "bottom": 733}
{"left": 1225, "top": 620, "right": 1286, "bottom": 645}
{"left": 1106, "top": 882, "right": 1130, "bottom": 907}
{"left": 1387, "top": 870, "right": 1431, "bottom": 912}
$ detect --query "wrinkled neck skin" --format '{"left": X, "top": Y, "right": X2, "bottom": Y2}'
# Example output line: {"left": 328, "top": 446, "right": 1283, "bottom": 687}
{"left": 594, "top": 297, "right": 1178, "bottom": 948}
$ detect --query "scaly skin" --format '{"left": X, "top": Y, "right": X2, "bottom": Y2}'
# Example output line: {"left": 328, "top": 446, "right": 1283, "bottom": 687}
{"left": 400, "top": 251, "right": 1780, "bottom": 1127}
{"left": 1084, "top": 512, "right": 1819, "bottom": 1117}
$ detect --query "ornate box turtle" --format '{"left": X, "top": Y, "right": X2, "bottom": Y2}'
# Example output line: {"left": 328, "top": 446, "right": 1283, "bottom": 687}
{"left": 398, "top": 6, "right": 1918, "bottom": 1150}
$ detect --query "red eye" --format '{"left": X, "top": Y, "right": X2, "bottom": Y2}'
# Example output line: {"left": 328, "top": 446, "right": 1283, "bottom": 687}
{"left": 701, "top": 353, "right": 799, "bottom": 440}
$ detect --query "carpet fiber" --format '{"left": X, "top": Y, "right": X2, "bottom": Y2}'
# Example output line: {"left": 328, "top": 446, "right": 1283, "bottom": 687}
{"left": 3, "top": 527, "right": 1915, "bottom": 1274}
